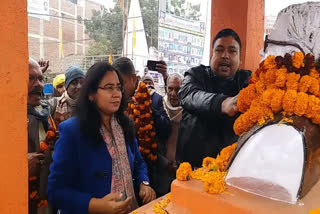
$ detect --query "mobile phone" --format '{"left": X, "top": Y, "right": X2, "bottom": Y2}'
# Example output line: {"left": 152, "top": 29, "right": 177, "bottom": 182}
{"left": 147, "top": 60, "right": 160, "bottom": 71}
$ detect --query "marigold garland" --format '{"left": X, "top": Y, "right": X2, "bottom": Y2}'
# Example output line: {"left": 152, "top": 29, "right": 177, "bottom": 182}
{"left": 177, "top": 143, "right": 237, "bottom": 195}
{"left": 309, "top": 208, "right": 320, "bottom": 214}
{"left": 128, "top": 82, "right": 158, "bottom": 162}
{"left": 234, "top": 52, "right": 320, "bottom": 136}
{"left": 152, "top": 193, "right": 171, "bottom": 214}
{"left": 29, "top": 115, "right": 58, "bottom": 208}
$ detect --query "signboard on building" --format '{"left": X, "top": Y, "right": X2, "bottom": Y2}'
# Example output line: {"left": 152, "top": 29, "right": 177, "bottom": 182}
{"left": 158, "top": 11, "right": 205, "bottom": 75}
{"left": 27, "top": 0, "right": 50, "bottom": 21}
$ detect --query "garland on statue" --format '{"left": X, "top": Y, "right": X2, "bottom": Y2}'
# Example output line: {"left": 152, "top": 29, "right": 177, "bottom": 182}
{"left": 234, "top": 52, "right": 320, "bottom": 136}
{"left": 128, "top": 82, "right": 158, "bottom": 162}
{"left": 176, "top": 143, "right": 237, "bottom": 195}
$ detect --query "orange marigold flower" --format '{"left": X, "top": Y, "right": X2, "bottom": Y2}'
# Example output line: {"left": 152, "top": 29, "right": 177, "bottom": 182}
{"left": 309, "top": 208, "right": 320, "bottom": 214}
{"left": 29, "top": 176, "right": 37, "bottom": 181}
{"left": 139, "top": 104, "right": 145, "bottom": 110}
{"left": 145, "top": 124, "right": 152, "bottom": 130}
{"left": 145, "top": 113, "right": 151, "bottom": 118}
{"left": 237, "top": 84, "right": 257, "bottom": 113}
{"left": 270, "top": 89, "right": 285, "bottom": 113}
{"left": 47, "top": 130, "right": 55, "bottom": 138}
{"left": 255, "top": 80, "right": 266, "bottom": 95}
{"left": 283, "top": 90, "right": 298, "bottom": 115}
{"left": 286, "top": 73, "right": 300, "bottom": 91}
{"left": 265, "top": 68, "right": 277, "bottom": 86}
{"left": 133, "top": 109, "right": 140, "bottom": 116}
{"left": 202, "top": 157, "right": 216, "bottom": 170}
{"left": 176, "top": 162, "right": 192, "bottom": 181}
{"left": 312, "top": 114, "right": 320, "bottom": 125}
{"left": 144, "top": 149, "right": 151, "bottom": 155}
{"left": 305, "top": 95, "right": 320, "bottom": 118}
{"left": 263, "top": 55, "right": 277, "bottom": 70}
{"left": 203, "top": 171, "right": 227, "bottom": 194}
{"left": 262, "top": 89, "right": 276, "bottom": 107}
{"left": 144, "top": 101, "right": 150, "bottom": 106}
{"left": 250, "top": 71, "right": 260, "bottom": 84}
{"left": 151, "top": 143, "right": 157, "bottom": 149}
{"left": 139, "top": 146, "right": 144, "bottom": 152}
{"left": 30, "top": 191, "right": 38, "bottom": 199}
{"left": 292, "top": 52, "right": 305, "bottom": 68}
{"left": 37, "top": 200, "right": 48, "bottom": 208}
{"left": 40, "top": 141, "right": 49, "bottom": 152}
{"left": 134, "top": 118, "right": 139, "bottom": 124}
{"left": 309, "top": 78, "right": 320, "bottom": 96}
{"left": 141, "top": 93, "right": 147, "bottom": 99}
{"left": 294, "top": 92, "right": 309, "bottom": 116}
{"left": 129, "top": 114, "right": 134, "bottom": 119}
{"left": 299, "top": 75, "right": 312, "bottom": 93}
{"left": 150, "top": 131, "right": 156, "bottom": 137}
{"left": 309, "top": 68, "right": 320, "bottom": 79}
{"left": 275, "top": 68, "right": 288, "bottom": 88}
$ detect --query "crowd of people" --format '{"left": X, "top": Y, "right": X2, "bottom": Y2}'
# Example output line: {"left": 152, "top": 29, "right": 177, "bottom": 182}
{"left": 27, "top": 28, "right": 251, "bottom": 214}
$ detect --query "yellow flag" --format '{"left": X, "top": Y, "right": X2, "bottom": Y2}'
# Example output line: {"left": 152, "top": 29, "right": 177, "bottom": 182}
{"left": 132, "top": 17, "right": 136, "bottom": 49}
{"left": 59, "top": 25, "right": 64, "bottom": 58}
{"left": 108, "top": 51, "right": 113, "bottom": 64}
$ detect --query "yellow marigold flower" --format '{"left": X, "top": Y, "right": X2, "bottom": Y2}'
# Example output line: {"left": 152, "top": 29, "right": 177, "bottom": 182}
{"left": 263, "top": 55, "right": 277, "bottom": 70}
{"left": 309, "top": 208, "right": 320, "bottom": 214}
{"left": 294, "top": 92, "right": 309, "bottom": 116}
{"left": 203, "top": 171, "right": 227, "bottom": 194}
{"left": 310, "top": 68, "right": 320, "bottom": 79}
{"left": 275, "top": 68, "right": 288, "bottom": 88}
{"left": 298, "top": 75, "right": 312, "bottom": 93}
{"left": 286, "top": 73, "right": 300, "bottom": 91}
{"left": 202, "top": 157, "right": 216, "bottom": 170}
{"left": 191, "top": 168, "right": 209, "bottom": 181}
{"left": 292, "top": 52, "right": 305, "bottom": 68}
{"left": 283, "top": 90, "right": 298, "bottom": 115}
{"left": 270, "top": 89, "right": 285, "bottom": 113}
{"left": 176, "top": 162, "right": 192, "bottom": 181}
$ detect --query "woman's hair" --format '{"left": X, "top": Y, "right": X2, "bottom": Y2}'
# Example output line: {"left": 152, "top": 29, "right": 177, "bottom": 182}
{"left": 75, "top": 61, "right": 135, "bottom": 145}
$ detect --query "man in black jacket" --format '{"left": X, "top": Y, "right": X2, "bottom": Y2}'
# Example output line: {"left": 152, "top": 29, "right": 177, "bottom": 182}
{"left": 176, "top": 28, "right": 252, "bottom": 167}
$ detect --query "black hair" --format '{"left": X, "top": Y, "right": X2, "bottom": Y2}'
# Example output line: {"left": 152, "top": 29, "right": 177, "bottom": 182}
{"left": 112, "top": 57, "right": 135, "bottom": 76}
{"left": 75, "top": 61, "right": 135, "bottom": 145}
{"left": 212, "top": 28, "right": 242, "bottom": 50}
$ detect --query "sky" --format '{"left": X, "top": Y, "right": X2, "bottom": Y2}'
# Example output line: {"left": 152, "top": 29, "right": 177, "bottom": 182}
{"left": 265, "top": 0, "right": 320, "bottom": 16}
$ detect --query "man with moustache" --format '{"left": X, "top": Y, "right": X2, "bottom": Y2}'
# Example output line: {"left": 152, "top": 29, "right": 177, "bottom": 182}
{"left": 27, "top": 58, "right": 53, "bottom": 214}
{"left": 176, "top": 29, "right": 252, "bottom": 167}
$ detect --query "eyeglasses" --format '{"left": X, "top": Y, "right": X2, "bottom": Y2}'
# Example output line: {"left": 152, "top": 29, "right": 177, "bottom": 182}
{"left": 29, "top": 74, "right": 44, "bottom": 84}
{"left": 98, "top": 84, "right": 124, "bottom": 93}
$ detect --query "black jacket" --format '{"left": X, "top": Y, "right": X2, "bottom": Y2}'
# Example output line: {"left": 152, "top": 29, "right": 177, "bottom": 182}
{"left": 176, "top": 65, "right": 251, "bottom": 167}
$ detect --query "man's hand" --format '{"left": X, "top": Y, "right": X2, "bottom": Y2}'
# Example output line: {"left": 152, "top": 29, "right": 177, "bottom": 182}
{"left": 28, "top": 153, "right": 44, "bottom": 177}
{"left": 88, "top": 193, "right": 132, "bottom": 214}
{"left": 38, "top": 59, "right": 49, "bottom": 73}
{"left": 221, "top": 95, "right": 238, "bottom": 117}
{"left": 156, "top": 60, "right": 168, "bottom": 81}
{"left": 139, "top": 183, "right": 156, "bottom": 204}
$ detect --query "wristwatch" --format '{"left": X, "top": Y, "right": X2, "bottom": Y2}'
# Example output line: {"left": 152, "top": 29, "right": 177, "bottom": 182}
{"left": 141, "top": 181, "right": 150, "bottom": 186}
